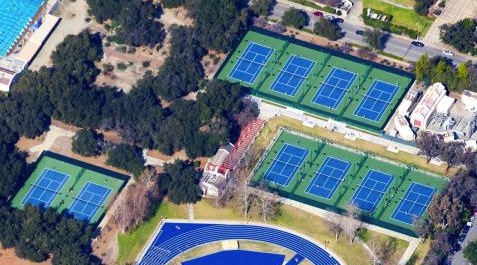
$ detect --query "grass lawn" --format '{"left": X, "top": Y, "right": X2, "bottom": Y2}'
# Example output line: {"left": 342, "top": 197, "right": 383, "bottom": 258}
{"left": 387, "top": 0, "right": 415, "bottom": 8}
{"left": 117, "top": 199, "right": 410, "bottom": 265}
{"left": 363, "top": 0, "right": 434, "bottom": 34}
{"left": 254, "top": 116, "right": 454, "bottom": 176}
{"left": 406, "top": 239, "right": 431, "bottom": 265}
{"left": 360, "top": 230, "right": 410, "bottom": 265}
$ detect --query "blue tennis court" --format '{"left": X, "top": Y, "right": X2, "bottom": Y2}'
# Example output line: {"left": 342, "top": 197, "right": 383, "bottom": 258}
{"left": 228, "top": 42, "right": 274, "bottom": 84}
{"left": 21, "top": 169, "right": 68, "bottom": 207}
{"left": 270, "top": 55, "right": 315, "bottom": 96}
{"left": 354, "top": 80, "right": 399, "bottom": 122}
{"left": 312, "top": 68, "right": 357, "bottom": 109}
{"left": 69, "top": 182, "right": 111, "bottom": 222}
{"left": 305, "top": 156, "right": 351, "bottom": 199}
{"left": 264, "top": 144, "right": 308, "bottom": 187}
{"left": 350, "top": 170, "right": 394, "bottom": 212}
{"left": 391, "top": 183, "right": 436, "bottom": 224}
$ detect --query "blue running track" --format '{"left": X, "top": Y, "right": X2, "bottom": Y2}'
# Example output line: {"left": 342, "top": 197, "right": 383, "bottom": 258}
{"left": 137, "top": 222, "right": 341, "bottom": 265}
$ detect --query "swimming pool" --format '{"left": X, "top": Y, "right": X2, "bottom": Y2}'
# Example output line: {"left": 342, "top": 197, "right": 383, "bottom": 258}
{"left": 0, "top": 0, "right": 44, "bottom": 56}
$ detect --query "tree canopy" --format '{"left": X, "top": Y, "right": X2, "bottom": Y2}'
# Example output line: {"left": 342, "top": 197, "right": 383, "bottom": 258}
{"left": 86, "top": 0, "right": 165, "bottom": 47}
{"left": 250, "top": 0, "right": 277, "bottom": 16}
{"left": 414, "top": 55, "right": 477, "bottom": 92}
{"left": 464, "top": 240, "right": 477, "bottom": 264}
{"left": 106, "top": 143, "right": 145, "bottom": 178}
{"left": 157, "top": 160, "right": 203, "bottom": 204}
{"left": 313, "top": 18, "right": 342, "bottom": 41}
{"left": 281, "top": 8, "right": 308, "bottom": 29}
{"left": 440, "top": 18, "right": 477, "bottom": 54}
{"left": 363, "top": 29, "right": 385, "bottom": 50}
{"left": 72, "top": 129, "right": 103, "bottom": 157}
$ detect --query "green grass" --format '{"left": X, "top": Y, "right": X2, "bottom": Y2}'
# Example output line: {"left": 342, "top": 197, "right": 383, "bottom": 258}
{"left": 11, "top": 152, "right": 126, "bottom": 224}
{"left": 116, "top": 201, "right": 188, "bottom": 265}
{"left": 387, "top": 0, "right": 415, "bottom": 7}
{"left": 363, "top": 0, "right": 434, "bottom": 34}
{"left": 251, "top": 130, "right": 448, "bottom": 235}
{"left": 217, "top": 29, "right": 414, "bottom": 132}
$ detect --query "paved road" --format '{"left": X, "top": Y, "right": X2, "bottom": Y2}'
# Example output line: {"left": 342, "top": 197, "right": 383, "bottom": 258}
{"left": 452, "top": 217, "right": 477, "bottom": 265}
{"left": 271, "top": 1, "right": 475, "bottom": 64}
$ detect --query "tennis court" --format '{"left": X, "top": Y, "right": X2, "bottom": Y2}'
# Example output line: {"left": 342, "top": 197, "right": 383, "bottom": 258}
{"left": 228, "top": 42, "right": 274, "bottom": 84}
{"left": 312, "top": 68, "right": 357, "bottom": 109}
{"left": 391, "top": 183, "right": 436, "bottom": 225}
{"left": 263, "top": 144, "right": 308, "bottom": 187}
{"left": 354, "top": 80, "right": 399, "bottom": 122}
{"left": 270, "top": 55, "right": 315, "bottom": 96}
{"left": 12, "top": 152, "right": 126, "bottom": 224}
{"left": 251, "top": 130, "right": 447, "bottom": 236}
{"left": 350, "top": 170, "right": 394, "bottom": 212}
{"left": 305, "top": 156, "right": 351, "bottom": 199}
{"left": 21, "top": 169, "right": 69, "bottom": 208}
{"left": 69, "top": 182, "right": 112, "bottom": 222}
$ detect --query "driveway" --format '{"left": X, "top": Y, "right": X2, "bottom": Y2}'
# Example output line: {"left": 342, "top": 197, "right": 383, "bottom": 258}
{"left": 423, "top": 0, "right": 477, "bottom": 46}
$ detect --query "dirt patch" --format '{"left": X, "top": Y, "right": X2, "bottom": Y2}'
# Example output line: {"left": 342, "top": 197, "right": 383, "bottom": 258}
{"left": 146, "top": 149, "right": 208, "bottom": 169}
{"left": 93, "top": 224, "right": 120, "bottom": 265}
{"left": 160, "top": 7, "right": 194, "bottom": 28}
{"left": 0, "top": 248, "right": 50, "bottom": 265}
{"left": 202, "top": 51, "right": 227, "bottom": 79}
{"left": 16, "top": 134, "right": 46, "bottom": 153}
{"left": 30, "top": 0, "right": 91, "bottom": 70}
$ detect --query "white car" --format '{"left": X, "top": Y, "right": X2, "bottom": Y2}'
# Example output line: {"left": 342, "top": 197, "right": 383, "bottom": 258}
{"left": 442, "top": 50, "right": 454, "bottom": 57}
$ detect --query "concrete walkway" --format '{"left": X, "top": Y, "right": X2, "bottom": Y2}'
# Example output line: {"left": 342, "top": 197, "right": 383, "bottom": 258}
{"left": 29, "top": 125, "right": 76, "bottom": 157}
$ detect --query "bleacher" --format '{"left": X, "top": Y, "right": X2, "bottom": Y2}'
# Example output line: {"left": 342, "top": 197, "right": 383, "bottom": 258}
{"left": 222, "top": 118, "right": 264, "bottom": 170}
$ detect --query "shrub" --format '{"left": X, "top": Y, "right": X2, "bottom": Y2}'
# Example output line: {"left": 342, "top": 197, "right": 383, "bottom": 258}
{"left": 116, "top": 62, "right": 127, "bottom": 70}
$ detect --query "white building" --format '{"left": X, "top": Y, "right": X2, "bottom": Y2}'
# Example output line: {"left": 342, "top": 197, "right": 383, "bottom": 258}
{"left": 200, "top": 144, "right": 234, "bottom": 198}
{"left": 0, "top": 56, "right": 26, "bottom": 92}
{"left": 410, "top": 83, "right": 447, "bottom": 129}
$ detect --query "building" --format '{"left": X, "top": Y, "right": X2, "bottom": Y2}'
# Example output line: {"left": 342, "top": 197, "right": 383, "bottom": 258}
{"left": 397, "top": 89, "right": 421, "bottom": 116}
{"left": 0, "top": 56, "right": 26, "bottom": 92}
{"left": 410, "top": 83, "right": 447, "bottom": 129}
{"left": 461, "top": 90, "right": 477, "bottom": 112}
{"left": 200, "top": 119, "right": 265, "bottom": 198}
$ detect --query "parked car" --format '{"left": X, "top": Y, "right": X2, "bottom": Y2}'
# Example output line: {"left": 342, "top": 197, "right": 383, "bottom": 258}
{"left": 313, "top": 11, "right": 323, "bottom": 17}
{"left": 442, "top": 50, "right": 454, "bottom": 57}
{"left": 333, "top": 17, "right": 344, "bottom": 23}
{"left": 458, "top": 232, "right": 467, "bottom": 243}
{"left": 411, "top": 41, "right": 425, "bottom": 47}
{"left": 356, "top": 30, "right": 364, "bottom": 36}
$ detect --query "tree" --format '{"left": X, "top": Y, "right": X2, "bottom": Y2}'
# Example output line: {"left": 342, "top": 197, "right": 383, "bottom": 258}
{"left": 157, "top": 160, "right": 203, "bottom": 204}
{"left": 255, "top": 182, "right": 281, "bottom": 221}
{"left": 313, "top": 18, "right": 342, "bottom": 41}
{"left": 112, "top": 182, "right": 159, "bottom": 232}
{"left": 281, "top": 8, "right": 308, "bottom": 29}
{"left": 439, "top": 142, "right": 464, "bottom": 171}
{"left": 106, "top": 143, "right": 145, "bottom": 177}
{"left": 415, "top": 54, "right": 431, "bottom": 84}
{"left": 364, "top": 29, "right": 385, "bottom": 50}
{"left": 327, "top": 213, "right": 344, "bottom": 242}
{"left": 344, "top": 203, "right": 362, "bottom": 243}
{"left": 440, "top": 18, "right": 476, "bottom": 54}
{"left": 375, "top": 238, "right": 397, "bottom": 264}
{"left": 414, "top": 0, "right": 434, "bottom": 15}
{"left": 416, "top": 132, "right": 441, "bottom": 162}
{"left": 464, "top": 240, "right": 477, "bottom": 264}
{"left": 72, "top": 129, "right": 103, "bottom": 157}
{"left": 250, "top": 0, "right": 276, "bottom": 16}
{"left": 187, "top": 0, "right": 250, "bottom": 52}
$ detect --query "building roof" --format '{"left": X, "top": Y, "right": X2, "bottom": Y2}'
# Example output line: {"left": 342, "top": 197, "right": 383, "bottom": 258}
{"left": 209, "top": 143, "right": 234, "bottom": 166}
{"left": 13, "top": 14, "right": 60, "bottom": 64}
{"left": 436, "top": 95, "right": 455, "bottom": 114}
{"left": 410, "top": 83, "right": 446, "bottom": 127}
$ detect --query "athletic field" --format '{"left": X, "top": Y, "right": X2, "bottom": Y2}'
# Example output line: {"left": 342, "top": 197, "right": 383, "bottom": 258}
{"left": 251, "top": 130, "right": 447, "bottom": 236}
{"left": 12, "top": 152, "right": 127, "bottom": 224}
{"left": 216, "top": 29, "right": 414, "bottom": 133}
